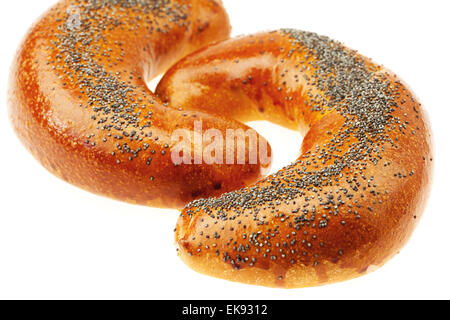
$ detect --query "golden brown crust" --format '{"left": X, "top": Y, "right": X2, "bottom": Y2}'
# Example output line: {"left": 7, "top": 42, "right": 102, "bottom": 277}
{"left": 8, "top": 0, "right": 271, "bottom": 208}
{"left": 156, "top": 31, "right": 433, "bottom": 288}
{"left": 8, "top": 1, "right": 433, "bottom": 288}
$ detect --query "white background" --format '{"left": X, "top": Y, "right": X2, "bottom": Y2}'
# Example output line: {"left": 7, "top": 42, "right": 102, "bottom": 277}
{"left": 0, "top": 0, "right": 449, "bottom": 300}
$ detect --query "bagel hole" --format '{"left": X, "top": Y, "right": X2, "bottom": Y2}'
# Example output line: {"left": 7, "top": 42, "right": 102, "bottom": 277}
{"left": 148, "top": 77, "right": 303, "bottom": 177}
{"left": 147, "top": 74, "right": 163, "bottom": 92}
{"left": 246, "top": 121, "right": 303, "bottom": 176}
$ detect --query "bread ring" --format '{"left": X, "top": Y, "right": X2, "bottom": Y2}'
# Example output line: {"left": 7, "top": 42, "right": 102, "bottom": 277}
{"left": 156, "top": 30, "right": 433, "bottom": 288}
{"left": 8, "top": 0, "right": 271, "bottom": 208}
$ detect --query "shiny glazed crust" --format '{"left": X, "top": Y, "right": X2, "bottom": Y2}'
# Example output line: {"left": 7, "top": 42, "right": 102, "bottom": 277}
{"left": 156, "top": 30, "right": 433, "bottom": 288}
{"left": 8, "top": 0, "right": 271, "bottom": 208}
